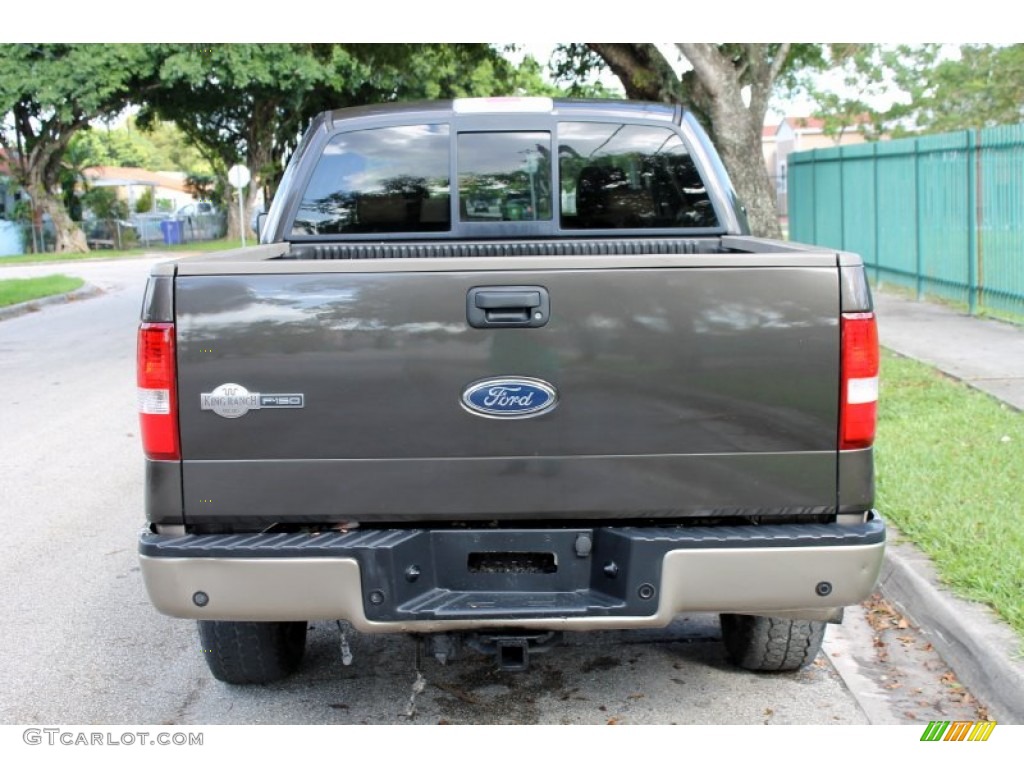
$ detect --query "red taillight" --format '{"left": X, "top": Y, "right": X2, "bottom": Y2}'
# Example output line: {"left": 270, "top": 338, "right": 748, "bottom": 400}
{"left": 137, "top": 322, "right": 179, "bottom": 460}
{"left": 840, "top": 312, "right": 879, "bottom": 450}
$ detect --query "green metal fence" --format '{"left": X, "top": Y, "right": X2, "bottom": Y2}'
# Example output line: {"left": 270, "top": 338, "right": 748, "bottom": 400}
{"left": 788, "top": 124, "right": 1024, "bottom": 316}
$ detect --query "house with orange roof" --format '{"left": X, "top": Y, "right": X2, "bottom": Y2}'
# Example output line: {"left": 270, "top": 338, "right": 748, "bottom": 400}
{"left": 82, "top": 166, "right": 194, "bottom": 212}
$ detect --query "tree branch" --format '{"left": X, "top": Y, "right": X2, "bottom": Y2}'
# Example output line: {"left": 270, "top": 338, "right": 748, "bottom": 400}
{"left": 587, "top": 43, "right": 680, "bottom": 103}
{"left": 768, "top": 43, "right": 792, "bottom": 85}
{"left": 676, "top": 43, "right": 733, "bottom": 98}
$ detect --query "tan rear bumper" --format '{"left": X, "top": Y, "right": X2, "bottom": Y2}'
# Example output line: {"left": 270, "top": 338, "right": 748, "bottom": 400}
{"left": 140, "top": 539, "right": 884, "bottom": 632}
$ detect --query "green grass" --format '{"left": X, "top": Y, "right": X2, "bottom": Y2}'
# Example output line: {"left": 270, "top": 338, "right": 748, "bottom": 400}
{"left": 0, "top": 275, "right": 85, "bottom": 307}
{"left": 0, "top": 238, "right": 244, "bottom": 266}
{"left": 877, "top": 349, "right": 1024, "bottom": 639}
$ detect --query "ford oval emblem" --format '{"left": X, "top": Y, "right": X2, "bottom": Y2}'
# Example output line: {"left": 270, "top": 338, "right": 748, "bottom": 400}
{"left": 461, "top": 377, "right": 558, "bottom": 419}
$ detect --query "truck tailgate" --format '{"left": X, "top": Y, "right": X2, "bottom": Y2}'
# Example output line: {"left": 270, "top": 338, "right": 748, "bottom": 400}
{"left": 174, "top": 254, "right": 840, "bottom": 524}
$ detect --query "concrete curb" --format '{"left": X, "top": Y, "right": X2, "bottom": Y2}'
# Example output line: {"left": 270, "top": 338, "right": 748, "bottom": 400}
{"left": 878, "top": 530, "right": 1024, "bottom": 723}
{"left": 0, "top": 284, "right": 103, "bottom": 321}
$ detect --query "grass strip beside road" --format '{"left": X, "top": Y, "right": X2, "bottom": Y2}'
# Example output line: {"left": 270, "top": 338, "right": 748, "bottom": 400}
{"left": 0, "top": 237, "right": 244, "bottom": 266}
{"left": 0, "top": 275, "right": 85, "bottom": 307}
{"left": 877, "top": 349, "right": 1024, "bottom": 640}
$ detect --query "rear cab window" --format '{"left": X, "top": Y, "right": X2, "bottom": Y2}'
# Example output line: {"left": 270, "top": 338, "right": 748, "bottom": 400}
{"left": 289, "top": 111, "right": 721, "bottom": 239}
{"left": 457, "top": 131, "right": 552, "bottom": 222}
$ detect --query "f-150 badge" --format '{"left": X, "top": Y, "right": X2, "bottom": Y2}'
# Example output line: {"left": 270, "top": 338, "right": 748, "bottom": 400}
{"left": 461, "top": 377, "right": 558, "bottom": 419}
{"left": 200, "top": 383, "right": 304, "bottom": 419}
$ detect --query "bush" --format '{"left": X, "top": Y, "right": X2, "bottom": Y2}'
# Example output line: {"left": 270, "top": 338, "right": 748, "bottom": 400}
{"left": 83, "top": 187, "right": 129, "bottom": 221}
{"left": 135, "top": 187, "right": 154, "bottom": 213}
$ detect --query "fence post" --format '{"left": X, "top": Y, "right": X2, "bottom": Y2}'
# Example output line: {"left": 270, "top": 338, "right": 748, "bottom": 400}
{"left": 873, "top": 143, "right": 880, "bottom": 284}
{"left": 914, "top": 139, "right": 922, "bottom": 300}
{"left": 808, "top": 151, "right": 817, "bottom": 244}
{"left": 966, "top": 130, "right": 978, "bottom": 314}
{"left": 838, "top": 147, "right": 846, "bottom": 250}
{"left": 975, "top": 128, "right": 985, "bottom": 311}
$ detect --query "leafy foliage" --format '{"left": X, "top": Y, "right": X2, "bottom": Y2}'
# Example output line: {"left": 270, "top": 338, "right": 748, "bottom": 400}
{"left": 72, "top": 117, "right": 211, "bottom": 174}
{"left": 82, "top": 186, "right": 128, "bottom": 221}
{"left": 135, "top": 186, "right": 153, "bottom": 213}
{"left": 802, "top": 44, "right": 1024, "bottom": 139}
{"left": 889, "top": 44, "right": 1024, "bottom": 134}
{"left": 0, "top": 44, "right": 154, "bottom": 251}
{"left": 136, "top": 44, "right": 554, "bottom": 236}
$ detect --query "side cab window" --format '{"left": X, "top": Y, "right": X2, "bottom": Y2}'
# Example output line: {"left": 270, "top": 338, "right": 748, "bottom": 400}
{"left": 293, "top": 124, "right": 451, "bottom": 236}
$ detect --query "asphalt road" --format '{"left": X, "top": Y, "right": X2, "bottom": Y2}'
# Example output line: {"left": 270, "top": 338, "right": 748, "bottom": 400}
{"left": 0, "top": 257, "right": 984, "bottom": 726}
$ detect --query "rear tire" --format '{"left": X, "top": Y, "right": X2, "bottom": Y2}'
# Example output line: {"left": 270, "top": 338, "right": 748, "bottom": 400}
{"left": 719, "top": 614, "right": 826, "bottom": 672}
{"left": 198, "top": 620, "right": 307, "bottom": 684}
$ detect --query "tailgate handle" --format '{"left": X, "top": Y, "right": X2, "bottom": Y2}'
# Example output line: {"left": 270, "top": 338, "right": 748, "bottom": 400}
{"left": 467, "top": 286, "right": 550, "bottom": 329}
{"left": 475, "top": 291, "right": 541, "bottom": 310}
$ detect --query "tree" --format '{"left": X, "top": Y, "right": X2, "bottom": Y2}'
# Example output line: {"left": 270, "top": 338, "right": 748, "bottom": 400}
{"left": 137, "top": 44, "right": 338, "bottom": 238}
{"left": 554, "top": 44, "right": 825, "bottom": 238}
{"left": 795, "top": 45, "right": 890, "bottom": 142}
{"left": 71, "top": 116, "right": 213, "bottom": 176}
{"left": 0, "top": 44, "right": 152, "bottom": 252}
{"left": 139, "top": 44, "right": 545, "bottom": 239}
{"left": 886, "top": 44, "right": 1024, "bottom": 134}
{"left": 799, "top": 44, "right": 1024, "bottom": 141}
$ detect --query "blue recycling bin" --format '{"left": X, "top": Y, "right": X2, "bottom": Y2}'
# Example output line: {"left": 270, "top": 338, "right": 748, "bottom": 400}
{"left": 159, "top": 219, "right": 183, "bottom": 245}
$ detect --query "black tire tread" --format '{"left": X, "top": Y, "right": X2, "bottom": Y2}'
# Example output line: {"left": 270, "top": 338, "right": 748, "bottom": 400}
{"left": 198, "top": 620, "right": 307, "bottom": 684}
{"left": 719, "top": 614, "right": 826, "bottom": 672}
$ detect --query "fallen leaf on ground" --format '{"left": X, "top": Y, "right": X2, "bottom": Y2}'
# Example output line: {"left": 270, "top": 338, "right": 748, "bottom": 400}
{"left": 432, "top": 681, "right": 481, "bottom": 705}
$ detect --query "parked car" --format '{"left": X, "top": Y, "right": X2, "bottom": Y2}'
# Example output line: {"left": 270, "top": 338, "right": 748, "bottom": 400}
{"left": 175, "top": 201, "right": 218, "bottom": 219}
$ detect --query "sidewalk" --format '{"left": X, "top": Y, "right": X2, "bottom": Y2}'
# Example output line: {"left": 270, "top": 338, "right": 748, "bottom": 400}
{"left": 874, "top": 291, "right": 1024, "bottom": 411}
{"left": 871, "top": 288, "right": 1024, "bottom": 722}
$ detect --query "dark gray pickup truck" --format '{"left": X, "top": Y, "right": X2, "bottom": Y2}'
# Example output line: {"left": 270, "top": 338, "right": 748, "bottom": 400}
{"left": 137, "top": 97, "right": 883, "bottom": 684}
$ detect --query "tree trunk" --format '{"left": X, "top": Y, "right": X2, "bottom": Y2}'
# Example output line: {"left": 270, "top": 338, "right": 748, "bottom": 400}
{"left": 698, "top": 100, "right": 782, "bottom": 239}
{"left": 225, "top": 130, "right": 273, "bottom": 243}
{"left": 677, "top": 44, "right": 783, "bottom": 240}
{"left": 49, "top": 200, "right": 90, "bottom": 253}
{"left": 245, "top": 182, "right": 262, "bottom": 241}
{"left": 224, "top": 181, "right": 263, "bottom": 243}
{"left": 28, "top": 181, "right": 88, "bottom": 253}
{"left": 718, "top": 133, "right": 781, "bottom": 239}
{"left": 226, "top": 187, "right": 243, "bottom": 241}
